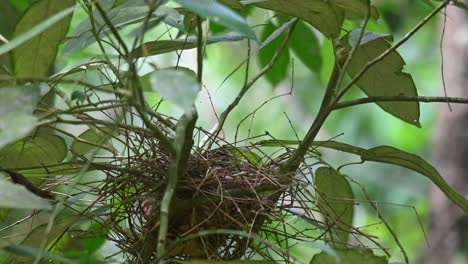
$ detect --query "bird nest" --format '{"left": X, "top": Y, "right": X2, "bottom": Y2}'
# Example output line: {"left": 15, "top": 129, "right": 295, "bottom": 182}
{"left": 97, "top": 126, "right": 290, "bottom": 261}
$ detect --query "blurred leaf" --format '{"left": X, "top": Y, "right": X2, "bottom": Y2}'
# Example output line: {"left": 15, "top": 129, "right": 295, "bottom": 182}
{"left": 150, "top": 68, "right": 200, "bottom": 112}
{"left": 3, "top": 245, "right": 77, "bottom": 264}
{"left": 0, "top": 178, "right": 52, "bottom": 210}
{"left": 64, "top": 1, "right": 178, "bottom": 53}
{"left": 343, "top": 30, "right": 420, "bottom": 127}
{"left": 253, "top": 0, "right": 343, "bottom": 37}
{"left": 0, "top": 135, "right": 67, "bottom": 168}
{"left": 362, "top": 146, "right": 468, "bottom": 213}
{"left": 0, "top": 208, "right": 11, "bottom": 221}
{"left": 11, "top": 0, "right": 74, "bottom": 78}
{"left": 218, "top": 0, "right": 245, "bottom": 9}
{"left": 310, "top": 248, "right": 387, "bottom": 264}
{"left": 173, "top": 0, "right": 256, "bottom": 40}
{"left": 258, "top": 22, "right": 290, "bottom": 87}
{"left": 71, "top": 127, "right": 116, "bottom": 156}
{"left": 132, "top": 34, "right": 244, "bottom": 57}
{"left": 331, "top": 0, "right": 379, "bottom": 19}
{"left": 0, "top": 87, "right": 40, "bottom": 150}
{"left": 186, "top": 261, "right": 275, "bottom": 264}
{"left": 315, "top": 167, "right": 354, "bottom": 248}
{"left": 289, "top": 21, "right": 321, "bottom": 73}
{"left": 4, "top": 215, "right": 80, "bottom": 263}
{"left": 0, "top": 5, "right": 74, "bottom": 56}
{"left": 18, "top": 164, "right": 85, "bottom": 177}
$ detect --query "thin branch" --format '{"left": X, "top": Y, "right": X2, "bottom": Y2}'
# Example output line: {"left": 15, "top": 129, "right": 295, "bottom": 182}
{"left": 207, "top": 18, "right": 298, "bottom": 148}
{"left": 334, "top": 95, "right": 468, "bottom": 110}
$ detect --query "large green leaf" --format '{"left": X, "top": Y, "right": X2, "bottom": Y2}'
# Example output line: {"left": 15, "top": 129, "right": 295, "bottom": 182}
{"left": 315, "top": 167, "right": 354, "bottom": 248}
{"left": 289, "top": 21, "right": 321, "bottom": 73}
{"left": 313, "top": 141, "right": 468, "bottom": 213}
{"left": 0, "top": 87, "right": 42, "bottom": 150}
{"left": 71, "top": 127, "right": 116, "bottom": 156}
{"left": 343, "top": 30, "right": 420, "bottom": 127}
{"left": 310, "top": 248, "right": 387, "bottom": 264}
{"left": 253, "top": 0, "right": 344, "bottom": 37}
{"left": 132, "top": 34, "right": 244, "bottom": 57}
{"left": 12, "top": 0, "right": 74, "bottom": 79}
{"left": 0, "top": 6, "right": 74, "bottom": 56}
{"left": 0, "top": 178, "right": 52, "bottom": 210}
{"left": 362, "top": 146, "right": 468, "bottom": 213}
{"left": 3, "top": 246, "right": 76, "bottom": 264}
{"left": 330, "top": 0, "right": 379, "bottom": 19}
{"left": 258, "top": 22, "right": 291, "bottom": 87}
{"left": 3, "top": 215, "right": 80, "bottom": 264}
{"left": 173, "top": 0, "right": 256, "bottom": 40}
{"left": 150, "top": 68, "right": 200, "bottom": 112}
{"left": 0, "top": 135, "right": 67, "bottom": 168}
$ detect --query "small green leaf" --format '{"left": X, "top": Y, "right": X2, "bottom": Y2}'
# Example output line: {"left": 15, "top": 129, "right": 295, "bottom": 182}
{"left": 173, "top": 0, "right": 256, "bottom": 40}
{"left": 0, "top": 178, "right": 52, "bottom": 210}
{"left": 315, "top": 167, "right": 354, "bottom": 248}
{"left": 12, "top": 0, "right": 74, "bottom": 79}
{"left": 289, "top": 21, "right": 321, "bottom": 73}
{"left": 344, "top": 30, "right": 420, "bottom": 127}
{"left": 310, "top": 248, "right": 388, "bottom": 264}
{"left": 150, "top": 68, "right": 200, "bottom": 112}
{"left": 0, "top": 135, "right": 67, "bottom": 168}
{"left": 132, "top": 34, "right": 244, "bottom": 57}
{"left": 71, "top": 127, "right": 116, "bottom": 156}
{"left": 362, "top": 146, "right": 468, "bottom": 213}
{"left": 3, "top": 245, "right": 77, "bottom": 264}
{"left": 258, "top": 22, "right": 290, "bottom": 87}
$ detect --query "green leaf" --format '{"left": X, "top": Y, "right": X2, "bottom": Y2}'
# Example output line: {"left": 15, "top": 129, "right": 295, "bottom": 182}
{"left": 330, "top": 0, "right": 379, "bottom": 19}
{"left": 289, "top": 21, "right": 321, "bottom": 73}
{"left": 11, "top": 0, "right": 74, "bottom": 78}
{"left": 150, "top": 68, "right": 200, "bottom": 112}
{"left": 71, "top": 127, "right": 116, "bottom": 156}
{"left": 0, "top": 5, "right": 74, "bottom": 56}
{"left": 173, "top": 0, "right": 256, "bottom": 40}
{"left": 311, "top": 141, "right": 468, "bottom": 214}
{"left": 258, "top": 22, "right": 290, "bottom": 87}
{"left": 132, "top": 34, "right": 244, "bottom": 57}
{"left": 310, "top": 248, "right": 388, "bottom": 264}
{"left": 3, "top": 245, "right": 77, "bottom": 264}
{"left": 343, "top": 30, "right": 420, "bottom": 127}
{"left": 253, "top": 0, "right": 344, "bottom": 37}
{"left": 18, "top": 164, "right": 86, "bottom": 178}
{"left": 361, "top": 146, "right": 468, "bottom": 213}
{"left": 315, "top": 167, "right": 354, "bottom": 248}
{"left": 3, "top": 215, "right": 80, "bottom": 263}
{"left": 0, "top": 135, "right": 67, "bottom": 168}
{"left": 0, "top": 178, "right": 52, "bottom": 210}
{"left": 0, "top": 87, "right": 41, "bottom": 150}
